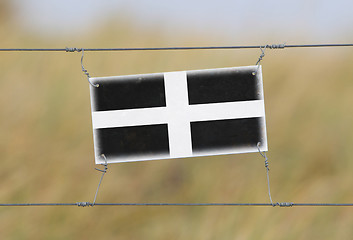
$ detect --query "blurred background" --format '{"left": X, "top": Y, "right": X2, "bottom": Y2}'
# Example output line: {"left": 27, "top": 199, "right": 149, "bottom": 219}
{"left": 1, "top": 0, "right": 353, "bottom": 239}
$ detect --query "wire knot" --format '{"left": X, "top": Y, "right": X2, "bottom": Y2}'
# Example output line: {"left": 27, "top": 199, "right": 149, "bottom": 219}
{"left": 266, "top": 43, "right": 286, "bottom": 49}
{"left": 253, "top": 43, "right": 286, "bottom": 75}
{"left": 95, "top": 154, "right": 108, "bottom": 173}
{"left": 255, "top": 47, "right": 266, "bottom": 66}
{"left": 252, "top": 46, "right": 267, "bottom": 75}
{"left": 76, "top": 202, "right": 92, "bottom": 207}
{"left": 273, "top": 202, "right": 293, "bottom": 207}
{"left": 264, "top": 159, "right": 269, "bottom": 169}
{"left": 65, "top": 47, "right": 82, "bottom": 52}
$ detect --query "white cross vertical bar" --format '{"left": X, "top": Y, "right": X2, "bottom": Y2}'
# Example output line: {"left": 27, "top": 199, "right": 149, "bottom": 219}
{"left": 164, "top": 72, "right": 193, "bottom": 158}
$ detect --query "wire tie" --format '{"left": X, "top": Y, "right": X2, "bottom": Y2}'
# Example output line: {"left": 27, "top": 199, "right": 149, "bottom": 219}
{"left": 95, "top": 154, "right": 108, "bottom": 173}
{"left": 257, "top": 142, "right": 274, "bottom": 205}
{"left": 267, "top": 43, "right": 286, "bottom": 49}
{"left": 92, "top": 154, "right": 109, "bottom": 206}
{"left": 276, "top": 202, "right": 294, "bottom": 207}
{"left": 65, "top": 47, "right": 82, "bottom": 52}
{"left": 80, "top": 49, "right": 99, "bottom": 88}
{"left": 252, "top": 43, "right": 285, "bottom": 75}
{"left": 257, "top": 142, "right": 269, "bottom": 170}
{"left": 76, "top": 202, "right": 92, "bottom": 207}
{"left": 252, "top": 45, "right": 267, "bottom": 75}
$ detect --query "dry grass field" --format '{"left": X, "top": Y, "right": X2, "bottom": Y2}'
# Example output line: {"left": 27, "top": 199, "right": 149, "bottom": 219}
{"left": 1, "top": 8, "right": 353, "bottom": 239}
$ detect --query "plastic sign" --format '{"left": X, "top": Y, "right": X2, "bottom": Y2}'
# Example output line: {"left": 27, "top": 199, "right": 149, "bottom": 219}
{"left": 90, "top": 66, "right": 267, "bottom": 164}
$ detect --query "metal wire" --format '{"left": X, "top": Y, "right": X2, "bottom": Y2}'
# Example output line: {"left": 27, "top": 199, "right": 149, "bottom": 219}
{"left": 92, "top": 154, "right": 108, "bottom": 206}
{"left": 0, "top": 43, "right": 353, "bottom": 52}
{"left": 257, "top": 142, "right": 274, "bottom": 205}
{"left": 80, "top": 49, "right": 99, "bottom": 87}
{"left": 1, "top": 202, "right": 353, "bottom": 207}
{"left": 253, "top": 46, "right": 267, "bottom": 75}
{"left": 0, "top": 203, "right": 78, "bottom": 206}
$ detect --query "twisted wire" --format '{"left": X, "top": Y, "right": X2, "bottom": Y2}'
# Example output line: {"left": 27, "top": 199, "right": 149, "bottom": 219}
{"left": 92, "top": 155, "right": 108, "bottom": 206}
{"left": 257, "top": 142, "right": 274, "bottom": 205}
{"left": 80, "top": 49, "right": 99, "bottom": 87}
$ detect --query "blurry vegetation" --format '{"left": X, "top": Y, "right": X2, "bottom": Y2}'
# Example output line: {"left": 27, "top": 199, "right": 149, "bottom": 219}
{"left": 1, "top": 1, "right": 353, "bottom": 239}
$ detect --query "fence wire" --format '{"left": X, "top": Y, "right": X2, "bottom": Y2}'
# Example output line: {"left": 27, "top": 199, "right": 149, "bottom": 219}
{"left": 0, "top": 43, "right": 352, "bottom": 52}
{"left": 1, "top": 202, "right": 353, "bottom": 207}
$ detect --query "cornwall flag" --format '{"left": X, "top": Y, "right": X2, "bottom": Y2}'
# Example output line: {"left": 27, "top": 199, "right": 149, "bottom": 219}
{"left": 90, "top": 65, "right": 268, "bottom": 164}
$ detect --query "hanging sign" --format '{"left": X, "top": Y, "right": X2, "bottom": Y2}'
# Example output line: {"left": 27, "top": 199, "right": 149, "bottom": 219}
{"left": 90, "top": 65, "right": 268, "bottom": 164}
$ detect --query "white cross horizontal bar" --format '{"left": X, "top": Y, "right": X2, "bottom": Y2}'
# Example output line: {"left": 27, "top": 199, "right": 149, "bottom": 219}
{"left": 188, "top": 100, "right": 265, "bottom": 122}
{"left": 92, "top": 107, "right": 168, "bottom": 129}
{"left": 92, "top": 100, "right": 265, "bottom": 129}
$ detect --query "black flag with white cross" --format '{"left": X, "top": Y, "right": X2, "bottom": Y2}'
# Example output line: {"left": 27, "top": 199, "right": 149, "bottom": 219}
{"left": 90, "top": 65, "right": 268, "bottom": 164}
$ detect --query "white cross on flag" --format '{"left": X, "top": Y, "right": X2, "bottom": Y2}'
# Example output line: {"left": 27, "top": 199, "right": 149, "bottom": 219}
{"left": 90, "top": 65, "right": 268, "bottom": 164}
